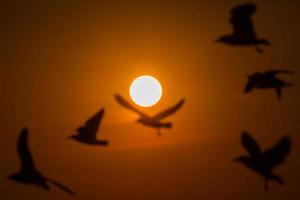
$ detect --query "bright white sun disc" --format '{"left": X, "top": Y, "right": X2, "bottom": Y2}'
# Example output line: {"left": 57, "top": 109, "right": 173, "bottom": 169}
{"left": 130, "top": 75, "right": 162, "bottom": 107}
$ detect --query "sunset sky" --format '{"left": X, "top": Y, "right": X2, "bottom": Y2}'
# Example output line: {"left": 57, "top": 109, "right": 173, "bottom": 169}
{"left": 1, "top": 0, "right": 300, "bottom": 199}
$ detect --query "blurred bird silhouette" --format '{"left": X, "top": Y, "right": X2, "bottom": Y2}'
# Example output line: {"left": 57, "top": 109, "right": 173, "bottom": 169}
{"left": 7, "top": 128, "right": 75, "bottom": 196}
{"left": 115, "top": 94, "right": 184, "bottom": 136}
{"left": 70, "top": 109, "right": 109, "bottom": 146}
{"left": 235, "top": 131, "right": 291, "bottom": 191}
{"left": 216, "top": 3, "right": 270, "bottom": 53}
{"left": 244, "top": 70, "right": 293, "bottom": 99}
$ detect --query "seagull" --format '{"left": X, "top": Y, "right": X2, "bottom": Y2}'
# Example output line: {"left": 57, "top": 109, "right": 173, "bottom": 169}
{"left": 244, "top": 70, "right": 293, "bottom": 99}
{"left": 115, "top": 94, "right": 185, "bottom": 136}
{"left": 70, "top": 109, "right": 109, "bottom": 146}
{"left": 235, "top": 131, "right": 291, "bottom": 191}
{"left": 216, "top": 3, "right": 270, "bottom": 53}
{"left": 7, "top": 128, "right": 75, "bottom": 196}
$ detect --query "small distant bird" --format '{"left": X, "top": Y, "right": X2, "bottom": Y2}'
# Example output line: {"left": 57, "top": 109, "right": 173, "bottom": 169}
{"left": 70, "top": 109, "right": 109, "bottom": 146}
{"left": 115, "top": 94, "right": 185, "bottom": 136}
{"left": 216, "top": 3, "right": 270, "bottom": 53}
{"left": 244, "top": 70, "right": 293, "bottom": 99}
{"left": 235, "top": 131, "right": 291, "bottom": 191}
{"left": 8, "top": 128, "right": 75, "bottom": 196}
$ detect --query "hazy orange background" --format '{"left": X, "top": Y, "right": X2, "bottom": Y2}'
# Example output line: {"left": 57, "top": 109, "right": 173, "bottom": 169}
{"left": 1, "top": 0, "right": 300, "bottom": 199}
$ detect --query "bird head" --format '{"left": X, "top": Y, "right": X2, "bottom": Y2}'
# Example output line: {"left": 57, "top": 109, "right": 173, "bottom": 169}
{"left": 68, "top": 135, "right": 77, "bottom": 140}
{"left": 6, "top": 173, "right": 20, "bottom": 181}
{"left": 136, "top": 118, "right": 143, "bottom": 123}
{"left": 214, "top": 35, "right": 230, "bottom": 44}
{"left": 244, "top": 75, "right": 255, "bottom": 93}
{"left": 233, "top": 156, "right": 248, "bottom": 163}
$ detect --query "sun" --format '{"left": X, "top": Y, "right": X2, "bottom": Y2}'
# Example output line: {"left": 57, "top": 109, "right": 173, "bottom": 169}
{"left": 129, "top": 75, "right": 162, "bottom": 107}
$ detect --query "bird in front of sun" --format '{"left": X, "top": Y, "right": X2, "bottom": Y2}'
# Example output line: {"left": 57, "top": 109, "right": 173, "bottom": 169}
{"left": 115, "top": 75, "right": 185, "bottom": 136}
{"left": 8, "top": 128, "right": 75, "bottom": 196}
{"left": 235, "top": 131, "right": 291, "bottom": 191}
{"left": 244, "top": 69, "right": 294, "bottom": 100}
{"left": 216, "top": 3, "right": 270, "bottom": 53}
{"left": 70, "top": 109, "right": 109, "bottom": 146}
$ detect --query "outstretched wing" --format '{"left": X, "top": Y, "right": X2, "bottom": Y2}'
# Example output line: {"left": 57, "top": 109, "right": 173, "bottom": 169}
{"left": 230, "top": 3, "right": 256, "bottom": 38}
{"left": 263, "top": 136, "right": 291, "bottom": 169}
{"left": 114, "top": 94, "right": 147, "bottom": 117}
{"left": 241, "top": 131, "right": 261, "bottom": 156}
{"left": 264, "top": 70, "right": 294, "bottom": 76}
{"left": 17, "top": 128, "right": 36, "bottom": 173}
{"left": 77, "top": 109, "right": 105, "bottom": 139}
{"left": 153, "top": 99, "right": 185, "bottom": 120}
{"left": 47, "top": 178, "right": 75, "bottom": 196}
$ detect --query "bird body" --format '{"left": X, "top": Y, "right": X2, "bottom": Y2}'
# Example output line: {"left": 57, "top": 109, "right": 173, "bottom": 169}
{"left": 70, "top": 109, "right": 109, "bottom": 146}
{"left": 8, "top": 128, "right": 75, "bottom": 196}
{"left": 235, "top": 132, "right": 291, "bottom": 190}
{"left": 236, "top": 156, "right": 284, "bottom": 186}
{"left": 137, "top": 116, "right": 172, "bottom": 129}
{"left": 216, "top": 3, "right": 270, "bottom": 53}
{"left": 115, "top": 94, "right": 184, "bottom": 135}
{"left": 245, "top": 70, "right": 293, "bottom": 99}
{"left": 9, "top": 170, "right": 50, "bottom": 190}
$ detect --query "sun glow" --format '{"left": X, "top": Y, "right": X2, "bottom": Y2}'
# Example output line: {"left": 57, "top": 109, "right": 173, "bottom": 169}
{"left": 129, "top": 75, "right": 162, "bottom": 107}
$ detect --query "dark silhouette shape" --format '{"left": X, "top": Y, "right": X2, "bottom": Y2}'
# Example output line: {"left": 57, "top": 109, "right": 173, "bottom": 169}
{"left": 244, "top": 70, "right": 293, "bottom": 99}
{"left": 216, "top": 3, "right": 270, "bottom": 53}
{"left": 235, "top": 131, "right": 291, "bottom": 191}
{"left": 7, "top": 128, "right": 75, "bottom": 196}
{"left": 115, "top": 94, "right": 184, "bottom": 136}
{"left": 70, "top": 109, "right": 109, "bottom": 146}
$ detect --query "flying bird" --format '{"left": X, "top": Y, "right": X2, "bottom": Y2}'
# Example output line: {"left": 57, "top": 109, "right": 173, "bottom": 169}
{"left": 70, "top": 109, "right": 109, "bottom": 146}
{"left": 216, "top": 3, "right": 270, "bottom": 53}
{"left": 244, "top": 69, "right": 293, "bottom": 99}
{"left": 115, "top": 94, "right": 185, "bottom": 136}
{"left": 7, "top": 128, "right": 75, "bottom": 196}
{"left": 235, "top": 131, "right": 291, "bottom": 191}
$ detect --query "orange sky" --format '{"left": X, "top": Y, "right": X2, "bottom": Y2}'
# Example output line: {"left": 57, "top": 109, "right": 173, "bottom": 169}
{"left": 1, "top": 0, "right": 300, "bottom": 199}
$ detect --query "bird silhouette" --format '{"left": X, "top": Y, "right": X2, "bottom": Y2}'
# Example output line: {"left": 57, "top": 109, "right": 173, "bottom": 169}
{"left": 70, "top": 109, "right": 109, "bottom": 146}
{"left": 244, "top": 69, "right": 293, "bottom": 99}
{"left": 115, "top": 94, "right": 184, "bottom": 136}
{"left": 235, "top": 131, "right": 291, "bottom": 191}
{"left": 216, "top": 3, "right": 270, "bottom": 53}
{"left": 7, "top": 128, "right": 75, "bottom": 196}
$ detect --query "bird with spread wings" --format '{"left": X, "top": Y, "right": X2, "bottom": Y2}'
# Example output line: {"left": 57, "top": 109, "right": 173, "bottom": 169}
{"left": 235, "top": 131, "right": 291, "bottom": 191}
{"left": 244, "top": 70, "right": 294, "bottom": 99}
{"left": 70, "top": 109, "right": 109, "bottom": 146}
{"left": 8, "top": 128, "right": 75, "bottom": 196}
{"left": 216, "top": 3, "right": 270, "bottom": 53}
{"left": 115, "top": 94, "right": 185, "bottom": 136}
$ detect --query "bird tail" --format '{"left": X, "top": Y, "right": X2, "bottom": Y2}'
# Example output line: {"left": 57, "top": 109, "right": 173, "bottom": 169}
{"left": 46, "top": 178, "right": 75, "bottom": 196}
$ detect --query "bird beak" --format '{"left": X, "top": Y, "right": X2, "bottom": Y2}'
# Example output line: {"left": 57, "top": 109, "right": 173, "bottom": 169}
{"left": 233, "top": 157, "right": 240, "bottom": 162}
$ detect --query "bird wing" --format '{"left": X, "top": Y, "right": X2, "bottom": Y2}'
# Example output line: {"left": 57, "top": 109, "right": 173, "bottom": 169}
{"left": 230, "top": 3, "right": 257, "bottom": 38}
{"left": 47, "top": 178, "right": 75, "bottom": 196}
{"left": 263, "top": 136, "right": 291, "bottom": 169}
{"left": 17, "top": 128, "right": 36, "bottom": 173}
{"left": 241, "top": 131, "right": 262, "bottom": 156}
{"left": 153, "top": 99, "right": 185, "bottom": 120}
{"left": 264, "top": 70, "right": 294, "bottom": 76}
{"left": 77, "top": 109, "right": 105, "bottom": 139}
{"left": 114, "top": 94, "right": 147, "bottom": 117}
